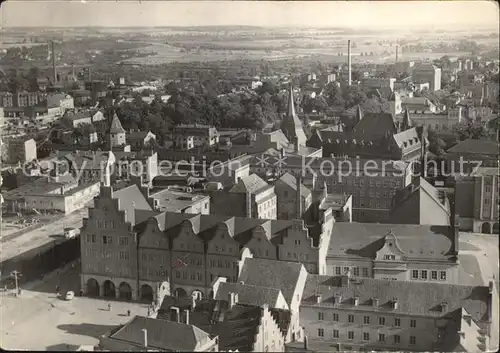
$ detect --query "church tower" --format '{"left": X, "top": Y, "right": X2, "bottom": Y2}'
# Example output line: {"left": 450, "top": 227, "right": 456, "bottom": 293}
{"left": 281, "top": 84, "right": 307, "bottom": 150}
{"left": 109, "top": 112, "right": 126, "bottom": 148}
{"left": 400, "top": 108, "right": 413, "bottom": 132}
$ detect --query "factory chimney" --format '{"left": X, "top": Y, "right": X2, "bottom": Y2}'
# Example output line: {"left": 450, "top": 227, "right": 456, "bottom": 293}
{"left": 396, "top": 45, "right": 399, "bottom": 62}
{"left": 88, "top": 67, "right": 92, "bottom": 82}
{"left": 347, "top": 40, "right": 352, "bottom": 86}
{"left": 51, "top": 41, "right": 57, "bottom": 85}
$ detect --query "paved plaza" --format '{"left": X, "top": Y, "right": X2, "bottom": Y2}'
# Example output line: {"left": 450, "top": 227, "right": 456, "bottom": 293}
{"left": 0, "top": 265, "right": 149, "bottom": 351}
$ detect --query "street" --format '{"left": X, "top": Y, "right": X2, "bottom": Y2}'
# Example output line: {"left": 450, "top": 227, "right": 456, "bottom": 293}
{"left": 0, "top": 264, "right": 149, "bottom": 351}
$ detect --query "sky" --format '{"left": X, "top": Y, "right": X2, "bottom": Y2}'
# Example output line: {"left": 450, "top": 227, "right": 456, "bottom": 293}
{"left": 1, "top": 0, "right": 499, "bottom": 29}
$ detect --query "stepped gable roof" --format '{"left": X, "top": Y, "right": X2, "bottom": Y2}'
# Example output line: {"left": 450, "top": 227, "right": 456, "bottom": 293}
{"left": 328, "top": 223, "right": 455, "bottom": 260}
{"left": 302, "top": 275, "right": 490, "bottom": 323}
{"left": 109, "top": 315, "right": 211, "bottom": 351}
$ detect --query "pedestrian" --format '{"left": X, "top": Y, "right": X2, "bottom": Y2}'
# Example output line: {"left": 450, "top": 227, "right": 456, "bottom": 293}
{"left": 80, "top": 289, "right": 84, "bottom": 297}
{"left": 127, "top": 309, "right": 131, "bottom": 317}
{"left": 18, "top": 288, "right": 21, "bottom": 296}
{"left": 108, "top": 302, "right": 112, "bottom": 311}
{"left": 56, "top": 285, "right": 60, "bottom": 294}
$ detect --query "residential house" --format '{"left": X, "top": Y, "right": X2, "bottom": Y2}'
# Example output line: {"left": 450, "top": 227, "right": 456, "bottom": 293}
{"left": 1, "top": 136, "right": 37, "bottom": 165}
{"left": 127, "top": 130, "right": 156, "bottom": 151}
{"left": 412, "top": 63, "right": 442, "bottom": 91}
{"left": 171, "top": 124, "right": 219, "bottom": 149}
{"left": 275, "top": 172, "right": 312, "bottom": 220}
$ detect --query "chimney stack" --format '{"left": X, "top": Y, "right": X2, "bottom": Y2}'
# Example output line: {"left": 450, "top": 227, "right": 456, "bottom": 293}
{"left": 142, "top": 328, "right": 148, "bottom": 348}
{"left": 228, "top": 292, "right": 238, "bottom": 309}
{"left": 396, "top": 45, "right": 399, "bottom": 62}
{"left": 347, "top": 40, "right": 352, "bottom": 86}
{"left": 184, "top": 309, "right": 190, "bottom": 325}
{"left": 51, "top": 41, "right": 57, "bottom": 85}
{"left": 170, "top": 307, "right": 180, "bottom": 322}
{"left": 88, "top": 67, "right": 92, "bottom": 82}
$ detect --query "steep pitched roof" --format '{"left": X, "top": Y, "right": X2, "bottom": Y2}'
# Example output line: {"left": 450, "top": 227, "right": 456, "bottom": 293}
{"left": 109, "top": 113, "right": 126, "bottom": 134}
{"left": 238, "top": 257, "right": 304, "bottom": 306}
{"left": 109, "top": 316, "right": 211, "bottom": 351}
{"left": 281, "top": 84, "right": 307, "bottom": 145}
{"left": 400, "top": 108, "right": 413, "bottom": 130}
{"left": 302, "top": 275, "right": 490, "bottom": 323}
{"left": 277, "top": 172, "right": 312, "bottom": 198}
{"left": 215, "top": 282, "right": 288, "bottom": 310}
{"left": 327, "top": 223, "right": 455, "bottom": 261}
{"left": 229, "top": 174, "right": 269, "bottom": 194}
{"left": 112, "top": 185, "right": 153, "bottom": 226}
{"left": 353, "top": 112, "right": 397, "bottom": 140}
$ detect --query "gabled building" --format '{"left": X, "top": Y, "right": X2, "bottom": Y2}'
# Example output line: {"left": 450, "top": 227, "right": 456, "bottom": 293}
{"left": 109, "top": 113, "right": 127, "bottom": 148}
{"left": 229, "top": 174, "right": 277, "bottom": 220}
{"left": 80, "top": 186, "right": 335, "bottom": 302}
{"left": 389, "top": 177, "right": 451, "bottom": 226}
{"left": 127, "top": 130, "right": 157, "bottom": 151}
{"left": 325, "top": 222, "right": 460, "bottom": 284}
{"left": 274, "top": 172, "right": 312, "bottom": 220}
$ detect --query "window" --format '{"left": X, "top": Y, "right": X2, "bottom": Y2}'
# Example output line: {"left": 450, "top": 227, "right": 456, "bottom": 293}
{"left": 411, "top": 270, "right": 418, "bottom": 279}
{"left": 409, "top": 336, "right": 416, "bottom": 345}
{"left": 362, "top": 268, "right": 369, "bottom": 277}
{"left": 335, "top": 266, "right": 341, "bottom": 275}
{"left": 343, "top": 266, "right": 349, "bottom": 273}
{"left": 348, "top": 331, "right": 354, "bottom": 340}
{"left": 363, "top": 332, "right": 370, "bottom": 341}
{"left": 348, "top": 314, "right": 354, "bottom": 323}
{"left": 431, "top": 271, "right": 438, "bottom": 280}
{"left": 394, "top": 335, "right": 400, "bottom": 344}
{"left": 294, "top": 240, "right": 301, "bottom": 246}
{"left": 379, "top": 317, "right": 385, "bottom": 325}
{"left": 119, "top": 236, "right": 129, "bottom": 246}
{"left": 363, "top": 316, "right": 370, "bottom": 324}
{"left": 394, "top": 318, "right": 401, "bottom": 327}
{"left": 318, "top": 312, "right": 324, "bottom": 320}
{"left": 440, "top": 271, "right": 447, "bottom": 281}
{"left": 175, "top": 271, "right": 180, "bottom": 279}
{"left": 410, "top": 319, "right": 416, "bottom": 328}
{"left": 333, "top": 329, "right": 339, "bottom": 338}
{"left": 333, "top": 313, "right": 339, "bottom": 321}
{"left": 353, "top": 267, "right": 359, "bottom": 276}
{"left": 383, "top": 254, "right": 396, "bottom": 260}
{"left": 421, "top": 270, "right": 427, "bottom": 280}
{"left": 119, "top": 251, "right": 129, "bottom": 260}
{"left": 102, "top": 235, "right": 108, "bottom": 244}
{"left": 318, "top": 328, "right": 324, "bottom": 337}
{"left": 378, "top": 334, "right": 385, "bottom": 342}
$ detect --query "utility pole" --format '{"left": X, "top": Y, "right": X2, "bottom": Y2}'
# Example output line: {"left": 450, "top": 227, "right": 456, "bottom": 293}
{"left": 11, "top": 270, "right": 22, "bottom": 297}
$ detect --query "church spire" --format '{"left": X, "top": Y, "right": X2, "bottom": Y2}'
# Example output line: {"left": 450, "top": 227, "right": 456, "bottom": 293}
{"left": 281, "top": 82, "right": 307, "bottom": 151}
{"left": 354, "top": 104, "right": 363, "bottom": 126}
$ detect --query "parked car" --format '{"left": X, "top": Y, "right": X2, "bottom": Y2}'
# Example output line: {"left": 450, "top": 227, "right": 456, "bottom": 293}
{"left": 65, "top": 291, "right": 74, "bottom": 301}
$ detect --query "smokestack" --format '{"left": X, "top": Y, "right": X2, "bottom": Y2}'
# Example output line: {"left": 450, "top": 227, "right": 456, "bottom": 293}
{"left": 51, "top": 41, "right": 57, "bottom": 85}
{"left": 142, "top": 328, "right": 148, "bottom": 348}
{"left": 347, "top": 40, "right": 352, "bottom": 86}
{"left": 396, "top": 45, "right": 399, "bottom": 62}
{"left": 88, "top": 67, "right": 92, "bottom": 82}
{"left": 72, "top": 64, "right": 75, "bottom": 79}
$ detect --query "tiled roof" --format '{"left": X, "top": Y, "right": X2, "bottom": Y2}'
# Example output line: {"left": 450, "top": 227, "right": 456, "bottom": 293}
{"left": 277, "top": 172, "right": 312, "bottom": 198}
{"left": 109, "top": 315, "right": 211, "bottom": 351}
{"left": 447, "top": 139, "right": 499, "bottom": 156}
{"left": 229, "top": 174, "right": 270, "bottom": 194}
{"left": 471, "top": 167, "right": 499, "bottom": 176}
{"left": 112, "top": 185, "right": 153, "bottom": 226}
{"left": 353, "top": 112, "right": 398, "bottom": 140}
{"left": 327, "top": 223, "right": 455, "bottom": 260}
{"left": 215, "top": 282, "right": 287, "bottom": 310}
{"left": 62, "top": 150, "right": 113, "bottom": 170}
{"left": 128, "top": 130, "right": 150, "bottom": 140}
{"left": 392, "top": 127, "right": 420, "bottom": 149}
{"left": 110, "top": 113, "right": 125, "bottom": 134}
{"left": 302, "top": 275, "right": 490, "bottom": 323}
{"left": 238, "top": 257, "right": 304, "bottom": 306}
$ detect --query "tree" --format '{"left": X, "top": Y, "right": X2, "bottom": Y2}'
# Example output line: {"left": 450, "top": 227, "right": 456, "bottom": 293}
{"left": 453, "top": 121, "right": 489, "bottom": 141}
{"left": 342, "top": 85, "right": 367, "bottom": 109}
{"left": 323, "top": 82, "right": 344, "bottom": 107}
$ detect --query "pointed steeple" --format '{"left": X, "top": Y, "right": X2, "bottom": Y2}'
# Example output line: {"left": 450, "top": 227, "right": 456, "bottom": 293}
{"left": 281, "top": 83, "right": 307, "bottom": 150}
{"left": 401, "top": 108, "right": 413, "bottom": 131}
{"left": 110, "top": 113, "right": 125, "bottom": 134}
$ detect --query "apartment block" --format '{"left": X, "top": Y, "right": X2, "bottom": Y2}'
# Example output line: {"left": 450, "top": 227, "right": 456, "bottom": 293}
{"left": 300, "top": 274, "right": 494, "bottom": 352}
